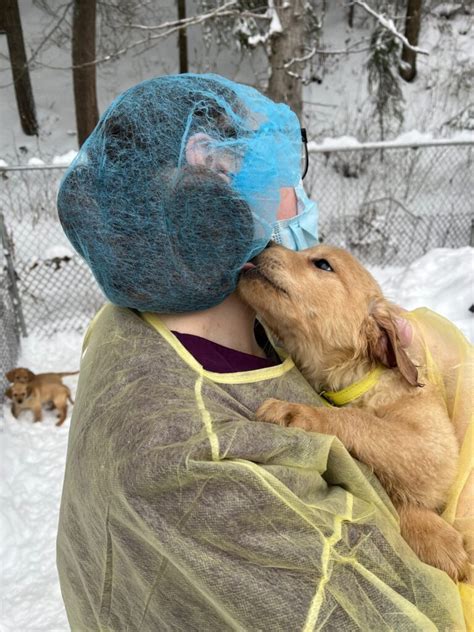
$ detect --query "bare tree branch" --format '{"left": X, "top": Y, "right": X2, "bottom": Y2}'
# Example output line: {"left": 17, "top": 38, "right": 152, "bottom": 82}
{"left": 0, "top": 0, "right": 240, "bottom": 76}
{"left": 283, "top": 37, "right": 372, "bottom": 69}
{"left": 128, "top": 7, "right": 270, "bottom": 31}
{"left": 0, "top": 2, "right": 72, "bottom": 89}
{"left": 352, "top": 0, "right": 429, "bottom": 55}
{"left": 283, "top": 47, "right": 317, "bottom": 69}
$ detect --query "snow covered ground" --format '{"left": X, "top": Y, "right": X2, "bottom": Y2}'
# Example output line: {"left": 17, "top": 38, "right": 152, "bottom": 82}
{"left": 1, "top": 247, "right": 472, "bottom": 632}
{"left": 1, "top": 333, "right": 81, "bottom": 632}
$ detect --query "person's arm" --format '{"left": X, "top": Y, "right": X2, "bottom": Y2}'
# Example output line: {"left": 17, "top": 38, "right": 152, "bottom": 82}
{"left": 119, "top": 412, "right": 463, "bottom": 632}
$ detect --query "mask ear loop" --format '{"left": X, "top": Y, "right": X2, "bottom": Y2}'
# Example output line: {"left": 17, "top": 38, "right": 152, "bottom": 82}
{"left": 301, "top": 128, "right": 309, "bottom": 180}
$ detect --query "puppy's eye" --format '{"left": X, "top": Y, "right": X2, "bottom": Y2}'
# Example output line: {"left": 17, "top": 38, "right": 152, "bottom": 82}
{"left": 313, "top": 258, "right": 333, "bottom": 272}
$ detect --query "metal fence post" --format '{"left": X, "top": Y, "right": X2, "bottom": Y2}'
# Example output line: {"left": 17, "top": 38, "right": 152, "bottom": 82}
{"left": 1, "top": 212, "right": 27, "bottom": 337}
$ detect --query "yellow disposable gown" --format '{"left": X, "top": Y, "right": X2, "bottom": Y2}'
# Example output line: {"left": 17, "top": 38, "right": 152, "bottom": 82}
{"left": 406, "top": 308, "right": 474, "bottom": 629}
{"left": 57, "top": 304, "right": 468, "bottom": 631}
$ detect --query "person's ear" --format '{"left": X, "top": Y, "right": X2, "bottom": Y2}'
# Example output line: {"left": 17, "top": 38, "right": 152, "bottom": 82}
{"left": 185, "top": 133, "right": 232, "bottom": 182}
{"left": 185, "top": 133, "right": 213, "bottom": 167}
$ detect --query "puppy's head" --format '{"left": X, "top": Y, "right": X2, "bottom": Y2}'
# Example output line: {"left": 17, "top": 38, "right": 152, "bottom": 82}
{"left": 6, "top": 367, "right": 35, "bottom": 384}
{"left": 238, "top": 243, "right": 419, "bottom": 386}
{"left": 11, "top": 382, "right": 32, "bottom": 404}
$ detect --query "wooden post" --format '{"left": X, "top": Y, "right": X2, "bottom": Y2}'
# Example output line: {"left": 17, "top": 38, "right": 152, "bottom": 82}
{"left": 400, "top": 0, "right": 422, "bottom": 82}
{"left": 177, "top": 0, "right": 188, "bottom": 74}
{"left": 0, "top": 0, "right": 39, "bottom": 136}
{"left": 72, "top": 0, "right": 99, "bottom": 147}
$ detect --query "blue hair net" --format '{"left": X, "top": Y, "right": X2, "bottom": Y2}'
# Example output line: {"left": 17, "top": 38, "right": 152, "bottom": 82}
{"left": 58, "top": 73, "right": 301, "bottom": 312}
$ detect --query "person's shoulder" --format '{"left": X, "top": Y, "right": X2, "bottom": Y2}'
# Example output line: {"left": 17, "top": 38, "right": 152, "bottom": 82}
{"left": 84, "top": 304, "right": 148, "bottom": 350}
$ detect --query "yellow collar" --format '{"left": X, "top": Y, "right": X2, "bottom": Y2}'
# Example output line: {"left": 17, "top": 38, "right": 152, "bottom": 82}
{"left": 320, "top": 366, "right": 385, "bottom": 407}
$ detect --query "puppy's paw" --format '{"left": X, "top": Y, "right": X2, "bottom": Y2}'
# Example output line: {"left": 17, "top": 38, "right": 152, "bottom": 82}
{"left": 429, "top": 526, "right": 469, "bottom": 583}
{"left": 403, "top": 509, "right": 469, "bottom": 583}
{"left": 256, "top": 399, "right": 324, "bottom": 432}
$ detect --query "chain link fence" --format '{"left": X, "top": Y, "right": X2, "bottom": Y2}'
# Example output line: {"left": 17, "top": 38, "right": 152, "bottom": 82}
{"left": 306, "top": 140, "right": 473, "bottom": 265}
{"left": 1, "top": 140, "right": 473, "bottom": 388}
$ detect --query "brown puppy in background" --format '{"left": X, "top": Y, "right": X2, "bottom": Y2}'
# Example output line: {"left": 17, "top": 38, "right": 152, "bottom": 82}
{"left": 9, "top": 380, "right": 74, "bottom": 427}
{"left": 6, "top": 367, "right": 79, "bottom": 386}
{"left": 238, "top": 242, "right": 467, "bottom": 581}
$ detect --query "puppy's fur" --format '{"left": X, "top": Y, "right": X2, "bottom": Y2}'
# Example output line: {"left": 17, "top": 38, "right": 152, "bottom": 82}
{"left": 238, "top": 243, "right": 467, "bottom": 581}
{"left": 6, "top": 367, "right": 78, "bottom": 386}
{"left": 9, "top": 380, "right": 74, "bottom": 427}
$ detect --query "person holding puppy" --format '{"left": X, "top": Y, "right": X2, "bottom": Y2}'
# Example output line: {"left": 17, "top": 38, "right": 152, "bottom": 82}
{"left": 57, "top": 74, "right": 465, "bottom": 631}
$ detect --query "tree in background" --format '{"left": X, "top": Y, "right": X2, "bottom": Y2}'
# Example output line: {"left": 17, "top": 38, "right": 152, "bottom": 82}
{"left": 177, "top": 0, "right": 189, "bottom": 73}
{"left": 209, "top": 0, "right": 323, "bottom": 122}
{"left": 2, "top": 0, "right": 437, "bottom": 146}
{"left": 266, "top": 0, "right": 306, "bottom": 121}
{"left": 367, "top": 23, "right": 404, "bottom": 140}
{"left": 0, "top": 0, "right": 38, "bottom": 135}
{"left": 72, "top": 0, "right": 99, "bottom": 146}
{"left": 399, "top": 0, "right": 422, "bottom": 82}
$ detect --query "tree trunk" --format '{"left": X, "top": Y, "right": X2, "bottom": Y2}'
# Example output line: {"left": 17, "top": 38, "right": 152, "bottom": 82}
{"left": 72, "top": 0, "right": 99, "bottom": 146}
{"left": 177, "top": 0, "right": 188, "bottom": 74}
{"left": 0, "top": 0, "right": 38, "bottom": 135}
{"left": 267, "top": 0, "right": 306, "bottom": 122}
{"left": 348, "top": 4, "right": 354, "bottom": 28}
{"left": 399, "top": 0, "right": 422, "bottom": 82}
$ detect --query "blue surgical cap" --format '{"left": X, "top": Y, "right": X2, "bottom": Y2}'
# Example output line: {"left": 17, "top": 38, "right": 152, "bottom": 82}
{"left": 58, "top": 73, "right": 301, "bottom": 312}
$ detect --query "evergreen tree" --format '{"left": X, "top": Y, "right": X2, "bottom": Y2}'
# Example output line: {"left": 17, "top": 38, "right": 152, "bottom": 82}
{"left": 367, "top": 25, "right": 404, "bottom": 140}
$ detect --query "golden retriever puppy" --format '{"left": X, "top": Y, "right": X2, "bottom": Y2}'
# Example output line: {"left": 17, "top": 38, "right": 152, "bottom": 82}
{"left": 238, "top": 242, "right": 467, "bottom": 581}
{"left": 9, "top": 380, "right": 74, "bottom": 427}
{"left": 6, "top": 367, "right": 78, "bottom": 386}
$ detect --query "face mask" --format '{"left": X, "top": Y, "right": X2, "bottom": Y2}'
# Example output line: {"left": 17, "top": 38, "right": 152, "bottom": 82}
{"left": 271, "top": 182, "right": 319, "bottom": 251}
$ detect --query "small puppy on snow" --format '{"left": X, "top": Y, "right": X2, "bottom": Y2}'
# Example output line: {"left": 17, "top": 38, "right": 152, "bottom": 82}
{"left": 8, "top": 380, "right": 74, "bottom": 427}
{"left": 5, "top": 367, "right": 77, "bottom": 427}
{"left": 238, "top": 242, "right": 468, "bottom": 582}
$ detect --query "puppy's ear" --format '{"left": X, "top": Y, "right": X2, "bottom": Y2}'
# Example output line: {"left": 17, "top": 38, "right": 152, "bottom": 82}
{"left": 24, "top": 369, "right": 35, "bottom": 381}
{"left": 366, "top": 301, "right": 421, "bottom": 387}
{"left": 5, "top": 386, "right": 12, "bottom": 399}
{"left": 5, "top": 369, "right": 16, "bottom": 382}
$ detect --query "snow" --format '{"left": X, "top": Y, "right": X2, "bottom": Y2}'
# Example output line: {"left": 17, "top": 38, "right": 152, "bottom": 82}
{"left": 392, "top": 130, "right": 434, "bottom": 144}
{"left": 1, "top": 247, "right": 472, "bottom": 632}
{"left": 431, "top": 4, "right": 464, "bottom": 19}
{"left": 1, "top": 332, "right": 82, "bottom": 632}
{"left": 27, "top": 157, "right": 46, "bottom": 167}
{"left": 43, "top": 245, "right": 74, "bottom": 260}
{"left": 51, "top": 151, "right": 77, "bottom": 167}
{"left": 314, "top": 135, "right": 361, "bottom": 149}
{"left": 370, "top": 247, "right": 474, "bottom": 342}
{"left": 310, "top": 129, "right": 474, "bottom": 152}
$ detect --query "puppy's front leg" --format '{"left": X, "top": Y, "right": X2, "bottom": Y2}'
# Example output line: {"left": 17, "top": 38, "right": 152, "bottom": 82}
{"left": 32, "top": 403, "right": 42, "bottom": 422}
{"left": 256, "top": 399, "right": 412, "bottom": 482}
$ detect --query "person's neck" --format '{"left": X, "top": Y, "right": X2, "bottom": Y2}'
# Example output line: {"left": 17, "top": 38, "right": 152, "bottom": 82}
{"left": 158, "top": 292, "right": 265, "bottom": 358}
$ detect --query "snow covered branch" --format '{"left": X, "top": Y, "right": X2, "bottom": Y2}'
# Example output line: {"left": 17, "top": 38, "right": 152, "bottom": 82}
{"left": 1, "top": 1, "right": 241, "bottom": 75}
{"left": 127, "top": 1, "right": 271, "bottom": 32}
{"left": 284, "top": 47, "right": 317, "bottom": 69}
{"left": 352, "top": 0, "right": 429, "bottom": 55}
{"left": 284, "top": 38, "right": 372, "bottom": 67}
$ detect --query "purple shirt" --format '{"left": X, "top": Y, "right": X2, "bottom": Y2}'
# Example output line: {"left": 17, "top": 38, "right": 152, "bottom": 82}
{"left": 172, "top": 331, "right": 280, "bottom": 373}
